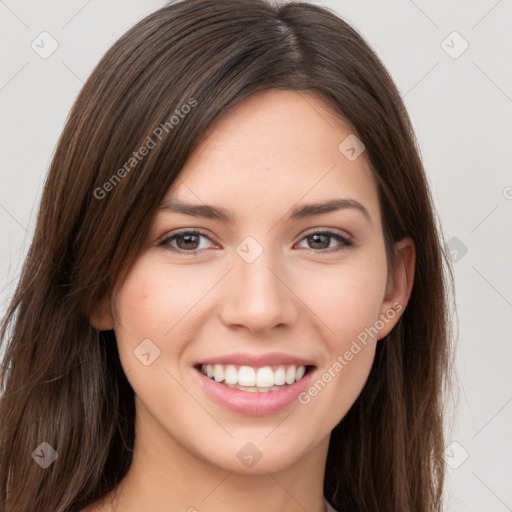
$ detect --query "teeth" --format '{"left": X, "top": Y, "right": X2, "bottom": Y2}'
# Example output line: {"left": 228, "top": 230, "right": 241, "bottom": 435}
{"left": 239, "top": 366, "right": 256, "bottom": 386}
{"left": 213, "top": 364, "right": 224, "bottom": 382}
{"left": 274, "top": 366, "right": 286, "bottom": 385}
{"left": 256, "top": 367, "right": 274, "bottom": 387}
{"left": 199, "top": 363, "right": 308, "bottom": 389}
{"left": 224, "top": 364, "right": 238, "bottom": 384}
{"left": 285, "top": 365, "right": 296, "bottom": 385}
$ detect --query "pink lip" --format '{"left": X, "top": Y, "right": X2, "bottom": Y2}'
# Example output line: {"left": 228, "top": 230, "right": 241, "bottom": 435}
{"left": 195, "top": 351, "right": 316, "bottom": 368}
{"left": 193, "top": 365, "right": 315, "bottom": 416}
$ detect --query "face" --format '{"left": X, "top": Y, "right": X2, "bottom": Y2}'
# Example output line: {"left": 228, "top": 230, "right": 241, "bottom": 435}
{"left": 94, "top": 89, "right": 414, "bottom": 475}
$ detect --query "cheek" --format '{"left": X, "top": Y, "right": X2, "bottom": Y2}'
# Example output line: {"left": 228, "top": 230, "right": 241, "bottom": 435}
{"left": 296, "top": 261, "right": 387, "bottom": 424}
{"left": 302, "top": 252, "right": 388, "bottom": 346}
{"left": 110, "top": 258, "right": 208, "bottom": 409}
{"left": 113, "top": 258, "right": 210, "bottom": 343}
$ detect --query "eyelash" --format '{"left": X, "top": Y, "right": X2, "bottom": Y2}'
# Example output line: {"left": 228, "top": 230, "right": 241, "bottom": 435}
{"left": 158, "top": 228, "right": 353, "bottom": 256}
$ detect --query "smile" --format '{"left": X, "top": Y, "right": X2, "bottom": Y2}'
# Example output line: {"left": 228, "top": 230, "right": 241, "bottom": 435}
{"left": 198, "top": 363, "right": 309, "bottom": 392}
{"left": 193, "top": 360, "right": 316, "bottom": 416}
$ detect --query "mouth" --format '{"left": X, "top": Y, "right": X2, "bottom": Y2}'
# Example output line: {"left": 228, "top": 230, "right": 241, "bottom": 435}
{"left": 194, "top": 363, "right": 315, "bottom": 393}
{"left": 192, "top": 360, "right": 317, "bottom": 416}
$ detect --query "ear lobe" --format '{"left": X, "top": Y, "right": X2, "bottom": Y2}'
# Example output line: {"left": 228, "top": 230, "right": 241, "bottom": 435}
{"left": 378, "top": 237, "right": 416, "bottom": 339}
{"left": 89, "top": 294, "right": 115, "bottom": 331}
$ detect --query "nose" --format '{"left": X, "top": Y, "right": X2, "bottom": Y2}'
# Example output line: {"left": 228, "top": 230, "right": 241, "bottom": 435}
{"left": 218, "top": 246, "right": 299, "bottom": 334}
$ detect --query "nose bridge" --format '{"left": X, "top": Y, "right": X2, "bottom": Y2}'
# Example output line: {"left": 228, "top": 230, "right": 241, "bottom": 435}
{"left": 219, "top": 235, "right": 297, "bottom": 331}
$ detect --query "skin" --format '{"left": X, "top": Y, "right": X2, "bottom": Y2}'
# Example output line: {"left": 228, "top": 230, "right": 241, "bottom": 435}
{"left": 87, "top": 89, "right": 415, "bottom": 512}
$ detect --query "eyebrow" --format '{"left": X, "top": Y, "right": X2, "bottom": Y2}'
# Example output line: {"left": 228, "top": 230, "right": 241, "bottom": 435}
{"left": 158, "top": 198, "right": 372, "bottom": 224}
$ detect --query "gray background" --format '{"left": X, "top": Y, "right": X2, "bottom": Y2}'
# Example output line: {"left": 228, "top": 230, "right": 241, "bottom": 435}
{"left": 1, "top": 1, "right": 511, "bottom": 510}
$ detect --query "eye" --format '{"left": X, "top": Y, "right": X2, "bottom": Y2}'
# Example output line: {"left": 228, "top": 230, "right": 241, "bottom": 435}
{"left": 159, "top": 229, "right": 217, "bottom": 255}
{"left": 295, "top": 229, "right": 353, "bottom": 254}
{"left": 159, "top": 228, "right": 353, "bottom": 256}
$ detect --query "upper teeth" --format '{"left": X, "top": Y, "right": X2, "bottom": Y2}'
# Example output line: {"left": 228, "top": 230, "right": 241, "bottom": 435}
{"left": 201, "top": 364, "right": 307, "bottom": 387}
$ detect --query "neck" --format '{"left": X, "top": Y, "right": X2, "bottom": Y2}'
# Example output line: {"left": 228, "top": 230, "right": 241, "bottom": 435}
{"left": 101, "top": 401, "right": 330, "bottom": 512}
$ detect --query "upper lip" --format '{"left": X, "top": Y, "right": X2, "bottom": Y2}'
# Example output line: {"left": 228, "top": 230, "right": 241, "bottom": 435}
{"left": 195, "top": 352, "right": 316, "bottom": 368}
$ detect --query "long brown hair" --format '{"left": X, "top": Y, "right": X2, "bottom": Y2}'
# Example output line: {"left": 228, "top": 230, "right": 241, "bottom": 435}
{"left": 0, "top": 1, "right": 454, "bottom": 510}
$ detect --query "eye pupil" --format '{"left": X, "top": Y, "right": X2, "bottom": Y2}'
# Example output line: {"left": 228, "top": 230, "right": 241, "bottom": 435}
{"left": 307, "top": 234, "right": 330, "bottom": 249}
{"left": 176, "top": 234, "right": 200, "bottom": 250}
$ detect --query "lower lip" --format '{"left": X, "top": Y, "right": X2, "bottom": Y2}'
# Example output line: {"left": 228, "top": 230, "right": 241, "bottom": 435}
{"left": 194, "top": 367, "right": 315, "bottom": 416}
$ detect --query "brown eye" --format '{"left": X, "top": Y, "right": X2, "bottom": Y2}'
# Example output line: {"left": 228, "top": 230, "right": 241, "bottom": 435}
{"left": 296, "top": 230, "right": 353, "bottom": 253}
{"left": 174, "top": 233, "right": 201, "bottom": 250}
{"left": 160, "top": 230, "right": 215, "bottom": 254}
{"left": 305, "top": 233, "right": 331, "bottom": 250}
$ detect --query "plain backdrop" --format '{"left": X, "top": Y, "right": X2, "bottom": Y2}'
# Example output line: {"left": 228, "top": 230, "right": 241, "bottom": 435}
{"left": 1, "top": 1, "right": 511, "bottom": 511}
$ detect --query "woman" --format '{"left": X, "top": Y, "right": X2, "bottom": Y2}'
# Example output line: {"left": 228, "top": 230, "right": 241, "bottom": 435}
{"left": 0, "top": 0, "right": 454, "bottom": 510}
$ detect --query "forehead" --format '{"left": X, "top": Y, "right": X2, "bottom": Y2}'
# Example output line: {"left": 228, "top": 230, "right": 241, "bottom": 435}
{"left": 166, "top": 89, "right": 380, "bottom": 226}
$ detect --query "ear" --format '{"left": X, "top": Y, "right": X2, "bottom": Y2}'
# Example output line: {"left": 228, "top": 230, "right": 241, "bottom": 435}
{"left": 377, "top": 236, "right": 415, "bottom": 340}
{"left": 89, "top": 294, "right": 115, "bottom": 331}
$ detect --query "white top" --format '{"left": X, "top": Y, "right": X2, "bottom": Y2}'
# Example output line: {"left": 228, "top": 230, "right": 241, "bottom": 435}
{"left": 324, "top": 496, "right": 339, "bottom": 512}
